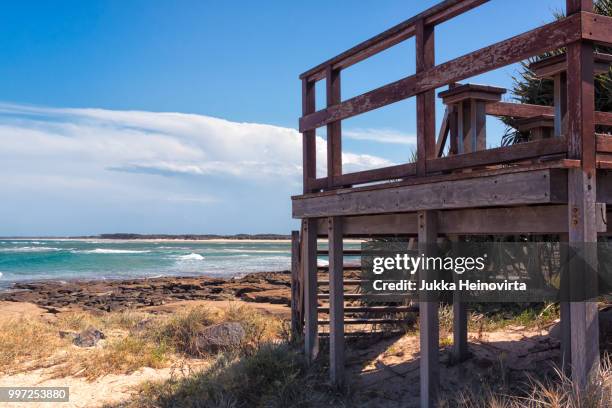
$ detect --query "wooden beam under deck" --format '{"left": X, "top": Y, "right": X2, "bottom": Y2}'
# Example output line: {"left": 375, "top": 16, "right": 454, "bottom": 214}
{"left": 293, "top": 168, "right": 568, "bottom": 218}
{"left": 313, "top": 204, "right": 607, "bottom": 236}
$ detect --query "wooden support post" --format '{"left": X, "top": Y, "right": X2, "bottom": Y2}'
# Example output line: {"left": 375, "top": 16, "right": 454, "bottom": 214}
{"left": 328, "top": 217, "right": 345, "bottom": 386}
{"left": 418, "top": 210, "right": 439, "bottom": 408}
{"left": 560, "top": 233, "right": 572, "bottom": 374}
{"left": 449, "top": 235, "right": 468, "bottom": 363}
{"left": 326, "top": 67, "right": 342, "bottom": 188}
{"left": 302, "top": 79, "right": 316, "bottom": 193}
{"left": 290, "top": 230, "right": 302, "bottom": 341}
{"left": 416, "top": 19, "right": 435, "bottom": 175}
{"left": 303, "top": 218, "right": 319, "bottom": 363}
{"left": 453, "top": 293, "right": 468, "bottom": 362}
{"left": 560, "top": 301, "right": 572, "bottom": 372}
{"left": 566, "top": 0, "right": 600, "bottom": 388}
{"left": 469, "top": 99, "right": 487, "bottom": 152}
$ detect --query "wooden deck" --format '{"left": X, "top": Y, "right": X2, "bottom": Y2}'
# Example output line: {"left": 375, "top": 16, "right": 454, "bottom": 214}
{"left": 290, "top": 0, "right": 611, "bottom": 405}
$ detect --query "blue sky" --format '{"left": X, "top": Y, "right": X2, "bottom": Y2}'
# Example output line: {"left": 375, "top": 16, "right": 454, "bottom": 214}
{"left": 0, "top": 0, "right": 564, "bottom": 236}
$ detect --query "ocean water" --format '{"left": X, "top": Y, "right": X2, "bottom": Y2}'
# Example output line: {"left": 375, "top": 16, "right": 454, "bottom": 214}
{"left": 0, "top": 239, "right": 360, "bottom": 288}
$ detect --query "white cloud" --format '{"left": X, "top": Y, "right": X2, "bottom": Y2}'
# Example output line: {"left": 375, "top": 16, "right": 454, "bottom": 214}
{"left": 344, "top": 128, "right": 416, "bottom": 145}
{"left": 0, "top": 103, "right": 394, "bottom": 181}
{"left": 0, "top": 102, "right": 400, "bottom": 234}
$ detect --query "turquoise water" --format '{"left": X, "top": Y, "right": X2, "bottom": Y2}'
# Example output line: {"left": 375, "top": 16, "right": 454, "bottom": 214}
{"left": 0, "top": 239, "right": 360, "bottom": 287}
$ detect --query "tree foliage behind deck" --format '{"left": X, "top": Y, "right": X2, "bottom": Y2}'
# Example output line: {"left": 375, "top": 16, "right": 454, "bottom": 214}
{"left": 502, "top": 0, "right": 612, "bottom": 145}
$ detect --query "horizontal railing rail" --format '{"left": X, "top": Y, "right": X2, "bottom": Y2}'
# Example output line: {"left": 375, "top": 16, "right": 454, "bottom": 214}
{"left": 300, "top": 0, "right": 488, "bottom": 82}
{"left": 487, "top": 102, "right": 612, "bottom": 126}
{"left": 300, "top": 13, "right": 592, "bottom": 133}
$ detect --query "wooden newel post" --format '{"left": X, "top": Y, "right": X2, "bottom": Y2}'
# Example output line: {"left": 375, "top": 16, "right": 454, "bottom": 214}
{"left": 530, "top": 52, "right": 611, "bottom": 138}
{"left": 439, "top": 84, "right": 505, "bottom": 154}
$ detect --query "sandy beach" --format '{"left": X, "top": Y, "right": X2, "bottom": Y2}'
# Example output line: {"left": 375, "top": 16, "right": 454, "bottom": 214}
{"left": 0, "top": 270, "right": 610, "bottom": 407}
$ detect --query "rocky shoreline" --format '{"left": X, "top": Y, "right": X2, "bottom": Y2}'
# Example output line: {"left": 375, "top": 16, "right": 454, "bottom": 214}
{"left": 0, "top": 271, "right": 294, "bottom": 313}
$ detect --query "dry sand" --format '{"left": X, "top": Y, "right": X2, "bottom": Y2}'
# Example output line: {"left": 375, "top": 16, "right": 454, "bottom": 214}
{"left": 0, "top": 366, "right": 178, "bottom": 408}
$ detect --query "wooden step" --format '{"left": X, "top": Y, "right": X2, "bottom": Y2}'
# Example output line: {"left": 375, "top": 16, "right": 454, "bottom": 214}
{"left": 317, "top": 249, "right": 362, "bottom": 256}
{"left": 317, "top": 279, "right": 366, "bottom": 285}
{"left": 317, "top": 293, "right": 395, "bottom": 299}
{"left": 318, "top": 318, "right": 411, "bottom": 325}
{"left": 317, "top": 305, "right": 418, "bottom": 313}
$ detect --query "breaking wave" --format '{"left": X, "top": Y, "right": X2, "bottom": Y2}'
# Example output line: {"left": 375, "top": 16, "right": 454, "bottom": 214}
{"left": 177, "top": 253, "right": 205, "bottom": 261}
{"left": 82, "top": 249, "right": 151, "bottom": 254}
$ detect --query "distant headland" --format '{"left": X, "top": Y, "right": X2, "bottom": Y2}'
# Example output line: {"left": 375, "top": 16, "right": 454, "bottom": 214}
{"left": 2, "top": 233, "right": 291, "bottom": 240}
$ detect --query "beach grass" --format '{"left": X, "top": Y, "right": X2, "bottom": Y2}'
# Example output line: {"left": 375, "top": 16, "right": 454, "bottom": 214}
{"left": 0, "top": 303, "right": 283, "bottom": 380}
{"left": 111, "top": 343, "right": 347, "bottom": 408}
{"left": 0, "top": 317, "right": 69, "bottom": 373}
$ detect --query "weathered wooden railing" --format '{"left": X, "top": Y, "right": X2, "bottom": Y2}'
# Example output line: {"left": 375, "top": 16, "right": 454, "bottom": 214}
{"left": 299, "top": 0, "right": 612, "bottom": 194}
{"left": 296, "top": 1, "right": 612, "bottom": 402}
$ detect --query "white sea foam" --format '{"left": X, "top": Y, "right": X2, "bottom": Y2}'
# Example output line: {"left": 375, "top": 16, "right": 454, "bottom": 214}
{"left": 0, "top": 246, "right": 63, "bottom": 252}
{"left": 222, "top": 249, "right": 287, "bottom": 254}
{"left": 157, "top": 246, "right": 189, "bottom": 250}
{"left": 177, "top": 253, "right": 205, "bottom": 260}
{"left": 83, "top": 249, "right": 151, "bottom": 254}
{"left": 317, "top": 259, "right": 329, "bottom": 266}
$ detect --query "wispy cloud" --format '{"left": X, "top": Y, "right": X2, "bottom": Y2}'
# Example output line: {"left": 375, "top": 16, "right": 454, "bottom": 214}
{"left": 344, "top": 128, "right": 416, "bottom": 145}
{"left": 0, "top": 103, "right": 395, "bottom": 180}
{"left": 0, "top": 102, "right": 400, "bottom": 234}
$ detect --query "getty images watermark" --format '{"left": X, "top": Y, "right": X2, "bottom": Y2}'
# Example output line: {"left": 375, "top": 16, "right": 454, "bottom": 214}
{"left": 360, "top": 241, "right": 612, "bottom": 303}
{"left": 371, "top": 252, "right": 527, "bottom": 292}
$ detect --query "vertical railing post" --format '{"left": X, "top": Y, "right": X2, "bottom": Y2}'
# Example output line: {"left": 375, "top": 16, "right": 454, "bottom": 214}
{"left": 415, "top": 18, "right": 435, "bottom": 175}
{"left": 302, "top": 79, "right": 316, "bottom": 193}
{"left": 565, "top": 0, "right": 600, "bottom": 389}
{"left": 326, "top": 67, "right": 342, "bottom": 189}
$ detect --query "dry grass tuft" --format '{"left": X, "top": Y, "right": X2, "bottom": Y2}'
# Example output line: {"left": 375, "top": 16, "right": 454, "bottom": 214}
{"left": 0, "top": 318, "right": 69, "bottom": 374}
{"left": 147, "top": 303, "right": 282, "bottom": 357}
{"left": 114, "top": 343, "right": 345, "bottom": 408}
{"left": 148, "top": 306, "right": 221, "bottom": 356}
{"left": 56, "top": 310, "right": 152, "bottom": 332}
{"left": 221, "top": 303, "right": 282, "bottom": 347}
{"left": 57, "top": 337, "right": 170, "bottom": 380}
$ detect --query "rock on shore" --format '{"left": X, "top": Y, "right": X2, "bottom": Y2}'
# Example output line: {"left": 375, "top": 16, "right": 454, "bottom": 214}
{"left": 0, "top": 272, "right": 292, "bottom": 313}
